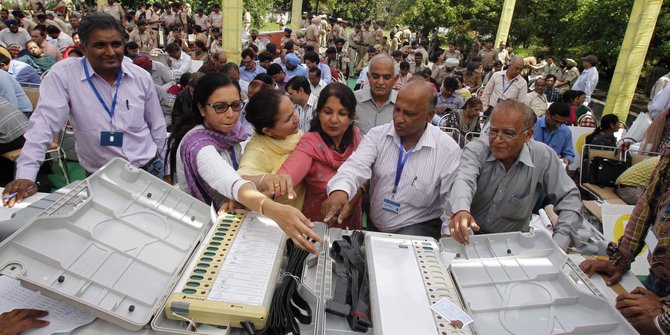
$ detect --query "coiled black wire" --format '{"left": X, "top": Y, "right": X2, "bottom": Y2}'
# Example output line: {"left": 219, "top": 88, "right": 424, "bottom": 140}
{"left": 262, "top": 239, "right": 312, "bottom": 335}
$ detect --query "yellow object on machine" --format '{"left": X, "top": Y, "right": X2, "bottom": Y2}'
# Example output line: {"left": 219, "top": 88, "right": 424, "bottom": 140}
{"left": 165, "top": 211, "right": 286, "bottom": 329}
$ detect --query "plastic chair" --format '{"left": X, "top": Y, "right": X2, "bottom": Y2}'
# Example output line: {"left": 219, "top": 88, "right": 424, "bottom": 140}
{"left": 439, "top": 126, "right": 464, "bottom": 147}
{"left": 577, "top": 113, "right": 597, "bottom": 128}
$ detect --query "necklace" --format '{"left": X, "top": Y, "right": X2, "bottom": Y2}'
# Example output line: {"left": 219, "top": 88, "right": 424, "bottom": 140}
{"left": 458, "top": 111, "right": 478, "bottom": 133}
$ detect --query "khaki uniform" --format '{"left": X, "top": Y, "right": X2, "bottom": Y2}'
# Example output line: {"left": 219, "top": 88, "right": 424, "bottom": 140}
{"left": 477, "top": 48, "right": 498, "bottom": 68}
{"left": 348, "top": 31, "right": 362, "bottom": 75}
{"left": 129, "top": 29, "right": 156, "bottom": 51}
{"left": 463, "top": 71, "right": 482, "bottom": 90}
{"left": 102, "top": 3, "right": 125, "bottom": 22}
{"left": 209, "top": 12, "right": 222, "bottom": 29}
{"left": 193, "top": 13, "right": 209, "bottom": 30}
{"left": 306, "top": 23, "right": 320, "bottom": 47}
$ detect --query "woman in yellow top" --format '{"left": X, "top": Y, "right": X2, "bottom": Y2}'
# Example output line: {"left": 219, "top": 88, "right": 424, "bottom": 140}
{"left": 238, "top": 89, "right": 306, "bottom": 209}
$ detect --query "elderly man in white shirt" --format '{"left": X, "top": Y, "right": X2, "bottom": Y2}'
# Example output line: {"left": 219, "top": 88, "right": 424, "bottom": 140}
{"left": 572, "top": 55, "right": 599, "bottom": 105}
{"left": 322, "top": 80, "right": 461, "bottom": 239}
{"left": 166, "top": 42, "right": 192, "bottom": 81}
{"left": 481, "top": 56, "right": 528, "bottom": 116}
{"left": 524, "top": 77, "right": 548, "bottom": 116}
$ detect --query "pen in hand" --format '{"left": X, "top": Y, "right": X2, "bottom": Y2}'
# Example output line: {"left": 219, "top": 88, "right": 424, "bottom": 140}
{"left": 3, "top": 184, "right": 37, "bottom": 202}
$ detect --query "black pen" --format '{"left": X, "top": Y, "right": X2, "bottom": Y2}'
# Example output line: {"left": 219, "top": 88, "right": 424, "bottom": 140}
{"left": 126, "top": 100, "right": 129, "bottom": 109}
{"left": 412, "top": 176, "right": 417, "bottom": 186}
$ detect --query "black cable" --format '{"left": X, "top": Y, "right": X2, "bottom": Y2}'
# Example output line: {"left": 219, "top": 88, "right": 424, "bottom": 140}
{"left": 241, "top": 321, "right": 258, "bottom": 335}
{"left": 262, "top": 239, "right": 312, "bottom": 335}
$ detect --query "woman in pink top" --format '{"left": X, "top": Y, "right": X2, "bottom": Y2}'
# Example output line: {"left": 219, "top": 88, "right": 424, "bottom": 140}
{"left": 278, "top": 83, "right": 363, "bottom": 229}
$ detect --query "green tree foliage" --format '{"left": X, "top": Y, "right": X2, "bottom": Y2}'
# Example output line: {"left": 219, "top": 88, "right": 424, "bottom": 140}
{"left": 399, "top": 0, "right": 456, "bottom": 39}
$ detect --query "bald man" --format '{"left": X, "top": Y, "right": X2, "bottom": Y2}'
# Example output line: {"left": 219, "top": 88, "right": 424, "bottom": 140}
{"left": 354, "top": 53, "right": 399, "bottom": 134}
{"left": 481, "top": 56, "right": 528, "bottom": 116}
{"left": 323, "top": 81, "right": 461, "bottom": 239}
{"left": 446, "top": 99, "right": 584, "bottom": 250}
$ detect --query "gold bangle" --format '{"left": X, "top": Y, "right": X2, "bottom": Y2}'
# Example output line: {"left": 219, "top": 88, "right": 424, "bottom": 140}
{"left": 258, "top": 197, "right": 269, "bottom": 216}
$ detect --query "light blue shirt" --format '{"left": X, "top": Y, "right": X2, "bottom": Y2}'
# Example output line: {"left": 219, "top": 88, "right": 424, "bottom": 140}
{"left": 571, "top": 66, "right": 598, "bottom": 105}
{"left": 8, "top": 60, "right": 41, "bottom": 86}
{"left": 283, "top": 64, "right": 307, "bottom": 78}
{"left": 0, "top": 70, "right": 32, "bottom": 113}
{"left": 533, "top": 116, "right": 575, "bottom": 164}
{"left": 303, "top": 63, "right": 332, "bottom": 84}
{"left": 239, "top": 64, "right": 266, "bottom": 82}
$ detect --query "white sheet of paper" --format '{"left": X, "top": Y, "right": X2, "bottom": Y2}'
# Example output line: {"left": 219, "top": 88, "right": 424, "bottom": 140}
{"left": 0, "top": 276, "right": 95, "bottom": 335}
{"left": 430, "top": 297, "right": 474, "bottom": 328}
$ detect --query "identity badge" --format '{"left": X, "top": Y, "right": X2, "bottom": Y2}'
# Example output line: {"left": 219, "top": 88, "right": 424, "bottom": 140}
{"left": 382, "top": 198, "right": 400, "bottom": 214}
{"left": 100, "top": 131, "right": 123, "bottom": 147}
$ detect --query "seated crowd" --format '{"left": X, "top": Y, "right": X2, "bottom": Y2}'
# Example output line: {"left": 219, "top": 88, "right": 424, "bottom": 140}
{"left": 0, "top": 5, "right": 669, "bottom": 335}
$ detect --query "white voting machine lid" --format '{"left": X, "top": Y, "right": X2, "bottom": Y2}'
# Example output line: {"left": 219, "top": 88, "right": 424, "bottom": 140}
{"left": 0, "top": 158, "right": 212, "bottom": 331}
{"left": 440, "top": 231, "right": 638, "bottom": 335}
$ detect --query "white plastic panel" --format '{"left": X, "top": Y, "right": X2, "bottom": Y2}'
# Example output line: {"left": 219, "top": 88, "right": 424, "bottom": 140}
{"left": 0, "top": 158, "right": 211, "bottom": 331}
{"left": 440, "top": 231, "right": 638, "bottom": 335}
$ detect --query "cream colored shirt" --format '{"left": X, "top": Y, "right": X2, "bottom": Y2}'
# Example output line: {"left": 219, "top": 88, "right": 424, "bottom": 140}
{"left": 524, "top": 91, "right": 549, "bottom": 116}
{"left": 480, "top": 70, "right": 528, "bottom": 109}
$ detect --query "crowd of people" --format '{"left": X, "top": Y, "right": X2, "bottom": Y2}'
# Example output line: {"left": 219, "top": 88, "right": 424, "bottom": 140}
{"left": 0, "top": 3, "right": 669, "bottom": 335}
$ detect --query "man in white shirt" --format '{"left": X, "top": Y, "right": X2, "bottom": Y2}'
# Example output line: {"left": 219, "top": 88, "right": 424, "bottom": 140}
{"left": 572, "top": 54, "right": 599, "bottom": 105}
{"left": 481, "top": 56, "right": 527, "bottom": 116}
{"left": 524, "top": 77, "right": 548, "bottom": 116}
{"left": 645, "top": 84, "right": 670, "bottom": 119}
{"left": 308, "top": 67, "right": 327, "bottom": 98}
{"left": 650, "top": 71, "right": 670, "bottom": 99}
{"left": 0, "top": 20, "right": 30, "bottom": 50}
{"left": 323, "top": 81, "right": 461, "bottom": 239}
{"left": 166, "top": 42, "right": 192, "bottom": 81}
{"left": 354, "top": 53, "right": 398, "bottom": 134}
{"left": 45, "top": 25, "right": 73, "bottom": 51}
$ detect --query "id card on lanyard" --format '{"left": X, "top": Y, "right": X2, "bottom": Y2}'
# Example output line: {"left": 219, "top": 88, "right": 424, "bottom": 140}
{"left": 83, "top": 58, "right": 123, "bottom": 147}
{"left": 497, "top": 74, "right": 516, "bottom": 104}
{"left": 382, "top": 141, "right": 416, "bottom": 214}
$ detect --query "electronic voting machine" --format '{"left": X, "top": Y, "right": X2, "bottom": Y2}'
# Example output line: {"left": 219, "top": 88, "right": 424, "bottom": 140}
{"left": 0, "top": 158, "right": 640, "bottom": 335}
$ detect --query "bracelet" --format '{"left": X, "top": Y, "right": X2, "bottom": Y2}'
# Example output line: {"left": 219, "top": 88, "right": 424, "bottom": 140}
{"left": 259, "top": 174, "right": 268, "bottom": 187}
{"left": 258, "top": 197, "right": 269, "bottom": 216}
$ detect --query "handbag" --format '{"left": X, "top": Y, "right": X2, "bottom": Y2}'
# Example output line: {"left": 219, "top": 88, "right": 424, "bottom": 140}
{"left": 588, "top": 157, "right": 630, "bottom": 187}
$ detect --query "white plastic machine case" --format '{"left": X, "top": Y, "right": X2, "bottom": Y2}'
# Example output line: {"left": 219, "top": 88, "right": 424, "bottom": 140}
{"left": 0, "top": 159, "right": 639, "bottom": 334}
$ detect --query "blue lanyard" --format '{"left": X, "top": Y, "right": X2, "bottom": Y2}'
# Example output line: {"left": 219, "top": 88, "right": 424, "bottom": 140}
{"left": 82, "top": 58, "right": 122, "bottom": 119}
{"left": 501, "top": 74, "right": 515, "bottom": 96}
{"left": 393, "top": 142, "right": 416, "bottom": 194}
{"left": 228, "top": 147, "right": 238, "bottom": 170}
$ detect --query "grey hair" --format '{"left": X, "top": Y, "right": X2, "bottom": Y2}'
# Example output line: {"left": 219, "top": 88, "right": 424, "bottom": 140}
{"left": 369, "top": 53, "right": 399, "bottom": 76}
{"left": 492, "top": 99, "right": 537, "bottom": 129}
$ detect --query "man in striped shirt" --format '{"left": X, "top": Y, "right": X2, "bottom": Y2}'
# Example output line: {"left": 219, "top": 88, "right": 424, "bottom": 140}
{"left": 3, "top": 13, "right": 166, "bottom": 208}
{"left": 580, "top": 143, "right": 670, "bottom": 334}
{"left": 323, "top": 80, "right": 461, "bottom": 239}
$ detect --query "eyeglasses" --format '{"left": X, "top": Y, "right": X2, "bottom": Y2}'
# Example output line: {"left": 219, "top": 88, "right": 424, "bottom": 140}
{"left": 205, "top": 100, "right": 245, "bottom": 114}
{"left": 487, "top": 127, "right": 530, "bottom": 142}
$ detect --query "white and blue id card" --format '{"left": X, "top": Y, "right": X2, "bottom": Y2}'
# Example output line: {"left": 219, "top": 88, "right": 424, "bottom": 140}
{"left": 382, "top": 198, "right": 400, "bottom": 214}
{"left": 100, "top": 131, "right": 123, "bottom": 147}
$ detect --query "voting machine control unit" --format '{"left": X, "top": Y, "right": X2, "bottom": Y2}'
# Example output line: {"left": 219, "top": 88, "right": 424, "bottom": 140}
{"left": 0, "top": 158, "right": 639, "bottom": 335}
